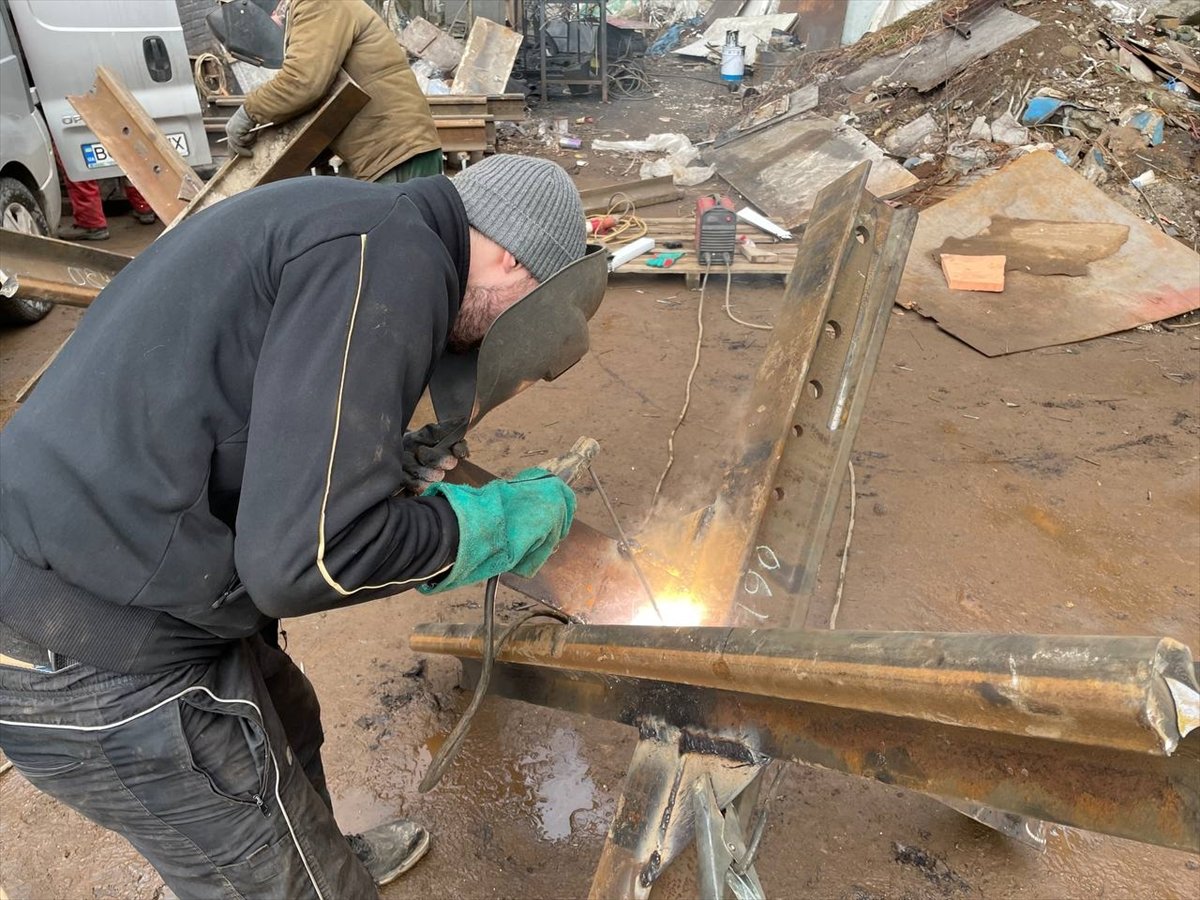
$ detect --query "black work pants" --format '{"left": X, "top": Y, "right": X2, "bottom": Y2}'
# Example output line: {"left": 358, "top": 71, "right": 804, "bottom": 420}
{"left": 0, "top": 634, "right": 377, "bottom": 899}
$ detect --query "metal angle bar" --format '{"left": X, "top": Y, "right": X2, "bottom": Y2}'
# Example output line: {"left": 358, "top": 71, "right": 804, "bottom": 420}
{"left": 67, "top": 67, "right": 203, "bottom": 222}
{"left": 586, "top": 723, "right": 766, "bottom": 900}
{"left": 0, "top": 230, "right": 132, "bottom": 307}
{"left": 167, "top": 70, "right": 369, "bottom": 229}
{"left": 411, "top": 623, "right": 1200, "bottom": 755}
{"left": 455, "top": 658, "right": 1200, "bottom": 854}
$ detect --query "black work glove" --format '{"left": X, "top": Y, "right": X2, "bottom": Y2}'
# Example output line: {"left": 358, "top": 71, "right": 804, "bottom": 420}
{"left": 399, "top": 421, "right": 470, "bottom": 495}
{"left": 225, "top": 106, "right": 257, "bottom": 158}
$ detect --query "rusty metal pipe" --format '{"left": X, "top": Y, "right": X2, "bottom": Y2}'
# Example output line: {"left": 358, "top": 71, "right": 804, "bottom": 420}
{"left": 411, "top": 623, "right": 1199, "bottom": 755}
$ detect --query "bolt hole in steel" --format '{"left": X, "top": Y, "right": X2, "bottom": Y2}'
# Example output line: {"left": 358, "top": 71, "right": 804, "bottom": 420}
{"left": 792, "top": 424, "right": 803, "bottom": 437}
{"left": 122, "top": 126, "right": 131, "bottom": 135}
{"left": 153, "top": 165, "right": 162, "bottom": 174}
{"left": 773, "top": 487, "right": 785, "bottom": 501}
{"left": 808, "top": 379, "right": 822, "bottom": 399}
{"left": 854, "top": 225, "right": 868, "bottom": 244}
{"left": 825, "top": 320, "right": 842, "bottom": 340}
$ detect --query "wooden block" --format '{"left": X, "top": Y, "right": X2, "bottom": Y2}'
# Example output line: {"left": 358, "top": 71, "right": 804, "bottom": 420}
{"left": 940, "top": 254, "right": 1006, "bottom": 292}
{"left": 738, "top": 237, "right": 780, "bottom": 264}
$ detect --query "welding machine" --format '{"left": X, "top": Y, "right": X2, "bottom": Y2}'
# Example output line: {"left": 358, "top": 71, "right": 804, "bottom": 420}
{"left": 695, "top": 194, "right": 737, "bottom": 265}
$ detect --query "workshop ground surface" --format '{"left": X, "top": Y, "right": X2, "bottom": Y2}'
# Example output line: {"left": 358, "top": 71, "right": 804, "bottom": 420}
{"left": 2, "top": 50, "right": 1199, "bottom": 899}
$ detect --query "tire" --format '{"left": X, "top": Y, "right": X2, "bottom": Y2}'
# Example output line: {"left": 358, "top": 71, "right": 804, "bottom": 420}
{"left": 0, "top": 175, "right": 54, "bottom": 326}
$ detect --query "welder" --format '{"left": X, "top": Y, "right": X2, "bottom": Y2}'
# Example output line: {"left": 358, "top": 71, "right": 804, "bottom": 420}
{"left": 0, "top": 155, "right": 586, "bottom": 898}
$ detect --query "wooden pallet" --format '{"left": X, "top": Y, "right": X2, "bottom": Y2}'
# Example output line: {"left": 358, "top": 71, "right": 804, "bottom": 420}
{"left": 607, "top": 218, "right": 797, "bottom": 288}
{"left": 608, "top": 238, "right": 796, "bottom": 288}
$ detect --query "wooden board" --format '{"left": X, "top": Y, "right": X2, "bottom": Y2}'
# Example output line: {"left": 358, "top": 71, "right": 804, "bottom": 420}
{"left": 451, "top": 18, "right": 522, "bottom": 96}
{"left": 67, "top": 67, "right": 203, "bottom": 222}
{"left": 842, "top": 7, "right": 1039, "bottom": 93}
{"left": 167, "top": 71, "right": 368, "bottom": 228}
{"left": 705, "top": 116, "right": 917, "bottom": 229}
{"left": 898, "top": 151, "right": 1200, "bottom": 356}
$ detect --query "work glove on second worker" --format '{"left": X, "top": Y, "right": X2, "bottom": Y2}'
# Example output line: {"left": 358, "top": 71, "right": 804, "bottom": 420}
{"left": 225, "top": 106, "right": 258, "bottom": 158}
{"left": 399, "top": 422, "right": 470, "bottom": 495}
{"left": 419, "top": 468, "right": 576, "bottom": 594}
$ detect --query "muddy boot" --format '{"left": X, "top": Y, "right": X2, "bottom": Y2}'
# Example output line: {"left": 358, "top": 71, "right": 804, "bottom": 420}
{"left": 346, "top": 819, "right": 430, "bottom": 886}
{"left": 57, "top": 223, "right": 109, "bottom": 241}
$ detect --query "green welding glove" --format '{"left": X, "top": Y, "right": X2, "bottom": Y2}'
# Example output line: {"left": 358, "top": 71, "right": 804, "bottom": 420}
{"left": 418, "top": 468, "right": 576, "bottom": 594}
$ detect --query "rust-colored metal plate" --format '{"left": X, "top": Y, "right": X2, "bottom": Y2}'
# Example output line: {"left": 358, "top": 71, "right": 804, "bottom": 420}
{"left": 899, "top": 151, "right": 1200, "bottom": 356}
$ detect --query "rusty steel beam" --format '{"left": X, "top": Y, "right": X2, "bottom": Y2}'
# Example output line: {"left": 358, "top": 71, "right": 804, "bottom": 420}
{"left": 167, "top": 70, "right": 369, "bottom": 228}
{"left": 411, "top": 624, "right": 1199, "bottom": 755}
{"left": 435, "top": 117, "right": 492, "bottom": 153}
{"left": 450, "top": 655, "right": 1200, "bottom": 856}
{"left": 417, "top": 623, "right": 1200, "bottom": 855}
{"left": 68, "top": 67, "right": 203, "bottom": 222}
{"left": 0, "top": 229, "right": 132, "bottom": 307}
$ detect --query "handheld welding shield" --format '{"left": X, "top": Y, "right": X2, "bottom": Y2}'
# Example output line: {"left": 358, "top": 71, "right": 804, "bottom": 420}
{"left": 427, "top": 243, "right": 608, "bottom": 443}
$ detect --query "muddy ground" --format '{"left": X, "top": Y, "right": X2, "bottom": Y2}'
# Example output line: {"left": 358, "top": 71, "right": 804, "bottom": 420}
{"left": 3, "top": 21, "right": 1200, "bottom": 900}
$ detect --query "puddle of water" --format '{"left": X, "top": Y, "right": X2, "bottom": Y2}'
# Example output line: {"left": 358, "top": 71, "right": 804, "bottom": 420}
{"left": 519, "top": 726, "right": 611, "bottom": 843}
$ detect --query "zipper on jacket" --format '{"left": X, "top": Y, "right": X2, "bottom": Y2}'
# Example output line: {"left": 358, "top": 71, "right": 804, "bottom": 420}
{"left": 211, "top": 572, "right": 248, "bottom": 610}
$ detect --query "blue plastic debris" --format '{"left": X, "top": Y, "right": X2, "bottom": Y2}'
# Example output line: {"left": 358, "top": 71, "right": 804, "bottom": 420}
{"left": 1054, "top": 148, "right": 1070, "bottom": 164}
{"left": 1022, "top": 96, "right": 1064, "bottom": 126}
{"left": 1123, "top": 109, "right": 1164, "bottom": 146}
{"left": 647, "top": 16, "right": 704, "bottom": 57}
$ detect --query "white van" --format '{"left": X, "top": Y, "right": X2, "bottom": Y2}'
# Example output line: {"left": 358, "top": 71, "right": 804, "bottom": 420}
{"left": 5, "top": 0, "right": 210, "bottom": 183}
{"left": 0, "top": 2, "right": 59, "bottom": 324}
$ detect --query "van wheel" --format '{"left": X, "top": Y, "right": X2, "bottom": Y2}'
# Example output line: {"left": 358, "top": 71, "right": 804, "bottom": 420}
{"left": 0, "top": 176, "right": 54, "bottom": 326}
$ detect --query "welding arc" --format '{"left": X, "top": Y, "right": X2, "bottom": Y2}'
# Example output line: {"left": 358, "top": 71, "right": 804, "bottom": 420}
{"left": 419, "top": 576, "right": 570, "bottom": 793}
{"left": 649, "top": 263, "right": 709, "bottom": 513}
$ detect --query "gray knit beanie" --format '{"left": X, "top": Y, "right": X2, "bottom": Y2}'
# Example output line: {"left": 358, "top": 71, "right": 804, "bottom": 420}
{"left": 451, "top": 155, "right": 586, "bottom": 283}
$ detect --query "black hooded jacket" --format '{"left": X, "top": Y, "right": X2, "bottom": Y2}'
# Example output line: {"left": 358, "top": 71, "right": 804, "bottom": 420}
{"left": 0, "top": 175, "right": 468, "bottom": 672}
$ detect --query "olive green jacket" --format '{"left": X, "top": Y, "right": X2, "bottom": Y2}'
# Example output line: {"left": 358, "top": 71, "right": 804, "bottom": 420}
{"left": 244, "top": 0, "right": 440, "bottom": 181}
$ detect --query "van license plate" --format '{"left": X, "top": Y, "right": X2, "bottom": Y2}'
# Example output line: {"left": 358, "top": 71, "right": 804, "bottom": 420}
{"left": 82, "top": 133, "right": 190, "bottom": 169}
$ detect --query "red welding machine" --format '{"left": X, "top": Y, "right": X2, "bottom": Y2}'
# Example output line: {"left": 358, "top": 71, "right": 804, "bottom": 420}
{"left": 695, "top": 194, "right": 737, "bottom": 266}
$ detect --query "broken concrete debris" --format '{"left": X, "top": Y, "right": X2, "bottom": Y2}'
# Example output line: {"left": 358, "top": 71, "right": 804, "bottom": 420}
{"left": 884, "top": 112, "right": 940, "bottom": 156}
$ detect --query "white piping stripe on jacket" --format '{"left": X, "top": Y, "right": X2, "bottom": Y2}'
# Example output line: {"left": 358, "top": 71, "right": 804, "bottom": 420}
{"left": 315, "top": 233, "right": 452, "bottom": 596}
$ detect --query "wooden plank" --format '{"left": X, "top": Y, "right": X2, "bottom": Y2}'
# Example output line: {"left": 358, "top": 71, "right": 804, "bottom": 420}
{"left": 738, "top": 237, "right": 780, "bottom": 264}
{"left": 451, "top": 18, "right": 523, "bottom": 96}
{"left": 705, "top": 116, "right": 917, "bottom": 229}
{"left": 67, "top": 67, "right": 203, "bottom": 222}
{"left": 842, "top": 7, "right": 1039, "bottom": 93}
{"left": 168, "top": 71, "right": 369, "bottom": 228}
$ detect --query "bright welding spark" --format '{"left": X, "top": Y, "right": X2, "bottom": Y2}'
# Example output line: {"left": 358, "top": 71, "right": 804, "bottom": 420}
{"left": 630, "top": 594, "right": 707, "bottom": 627}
